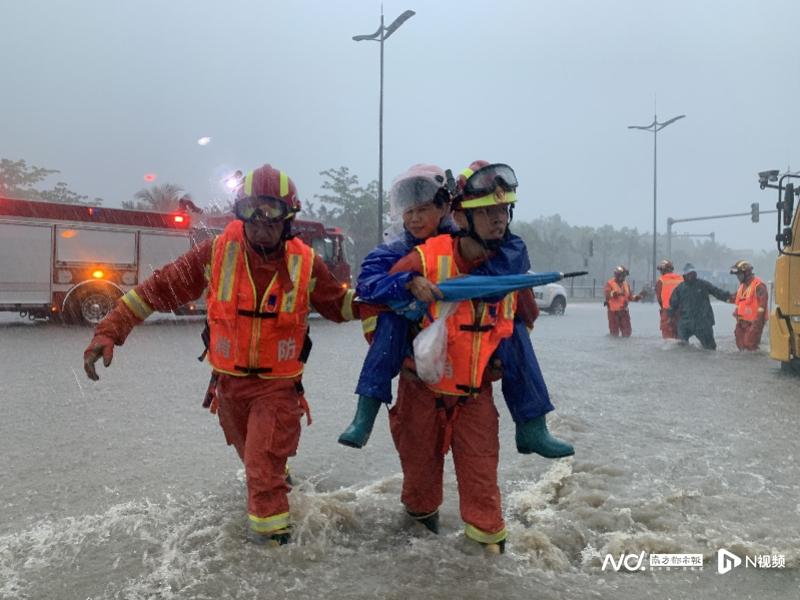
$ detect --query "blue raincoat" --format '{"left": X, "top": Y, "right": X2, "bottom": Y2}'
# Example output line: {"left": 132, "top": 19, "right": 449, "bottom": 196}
{"left": 354, "top": 227, "right": 554, "bottom": 423}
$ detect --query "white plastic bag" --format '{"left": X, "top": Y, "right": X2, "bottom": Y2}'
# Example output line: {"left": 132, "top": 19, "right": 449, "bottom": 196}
{"left": 413, "top": 302, "right": 457, "bottom": 384}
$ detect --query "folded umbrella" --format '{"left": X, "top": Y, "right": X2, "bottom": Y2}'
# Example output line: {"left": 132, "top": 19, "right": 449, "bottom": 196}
{"left": 390, "top": 271, "right": 587, "bottom": 320}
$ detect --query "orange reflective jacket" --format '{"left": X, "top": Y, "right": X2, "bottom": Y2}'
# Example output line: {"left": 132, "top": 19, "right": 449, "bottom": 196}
{"left": 415, "top": 235, "right": 516, "bottom": 397}
{"left": 659, "top": 273, "right": 683, "bottom": 308}
{"left": 206, "top": 221, "right": 313, "bottom": 378}
{"left": 734, "top": 276, "right": 765, "bottom": 322}
{"left": 606, "top": 279, "right": 631, "bottom": 311}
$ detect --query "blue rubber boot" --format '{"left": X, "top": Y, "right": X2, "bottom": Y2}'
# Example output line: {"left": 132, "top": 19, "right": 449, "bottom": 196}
{"left": 515, "top": 415, "right": 574, "bottom": 458}
{"left": 338, "top": 395, "right": 382, "bottom": 448}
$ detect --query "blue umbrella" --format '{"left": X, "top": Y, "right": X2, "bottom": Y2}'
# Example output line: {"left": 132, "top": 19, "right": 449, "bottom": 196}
{"left": 390, "top": 271, "right": 587, "bottom": 320}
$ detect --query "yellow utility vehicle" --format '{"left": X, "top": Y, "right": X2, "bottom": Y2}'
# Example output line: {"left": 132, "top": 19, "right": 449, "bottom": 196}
{"left": 759, "top": 170, "right": 800, "bottom": 372}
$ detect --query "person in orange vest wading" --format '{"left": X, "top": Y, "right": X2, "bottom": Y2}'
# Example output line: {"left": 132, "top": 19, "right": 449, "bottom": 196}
{"left": 386, "top": 162, "right": 544, "bottom": 555}
{"left": 604, "top": 265, "right": 642, "bottom": 337}
{"left": 655, "top": 259, "right": 683, "bottom": 339}
{"left": 82, "top": 164, "right": 357, "bottom": 547}
{"left": 730, "top": 260, "right": 768, "bottom": 351}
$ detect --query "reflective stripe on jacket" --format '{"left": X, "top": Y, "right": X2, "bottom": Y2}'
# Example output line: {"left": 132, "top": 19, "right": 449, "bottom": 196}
{"left": 659, "top": 273, "right": 683, "bottom": 308}
{"left": 734, "top": 276, "right": 765, "bottom": 322}
{"left": 206, "top": 221, "right": 313, "bottom": 378}
{"left": 606, "top": 279, "right": 631, "bottom": 312}
{"left": 415, "top": 235, "right": 516, "bottom": 397}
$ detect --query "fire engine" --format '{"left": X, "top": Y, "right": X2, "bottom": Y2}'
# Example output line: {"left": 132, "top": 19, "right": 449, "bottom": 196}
{"left": 0, "top": 196, "right": 202, "bottom": 324}
{"left": 0, "top": 196, "right": 351, "bottom": 325}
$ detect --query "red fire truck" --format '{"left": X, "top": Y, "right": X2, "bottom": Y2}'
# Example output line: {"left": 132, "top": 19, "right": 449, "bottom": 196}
{"left": 0, "top": 196, "right": 351, "bottom": 325}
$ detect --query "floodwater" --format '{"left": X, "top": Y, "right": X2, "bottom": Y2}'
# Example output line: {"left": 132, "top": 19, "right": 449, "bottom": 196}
{"left": 1, "top": 301, "right": 799, "bottom": 600}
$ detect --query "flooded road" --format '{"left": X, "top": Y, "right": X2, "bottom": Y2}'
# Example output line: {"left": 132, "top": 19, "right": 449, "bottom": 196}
{"left": 1, "top": 301, "right": 798, "bottom": 599}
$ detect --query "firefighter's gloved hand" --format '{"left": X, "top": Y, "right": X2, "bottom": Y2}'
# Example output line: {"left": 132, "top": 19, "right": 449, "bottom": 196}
{"left": 83, "top": 335, "right": 115, "bottom": 381}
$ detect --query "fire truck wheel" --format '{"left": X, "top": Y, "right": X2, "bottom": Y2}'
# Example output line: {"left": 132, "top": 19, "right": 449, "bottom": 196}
{"left": 63, "top": 286, "right": 122, "bottom": 326}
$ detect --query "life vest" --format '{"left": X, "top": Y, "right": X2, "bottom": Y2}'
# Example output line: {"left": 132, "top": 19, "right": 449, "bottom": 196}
{"left": 606, "top": 279, "right": 630, "bottom": 312}
{"left": 415, "top": 235, "right": 516, "bottom": 397}
{"left": 734, "top": 276, "right": 765, "bottom": 322}
{"left": 659, "top": 273, "right": 683, "bottom": 308}
{"left": 206, "top": 220, "right": 313, "bottom": 378}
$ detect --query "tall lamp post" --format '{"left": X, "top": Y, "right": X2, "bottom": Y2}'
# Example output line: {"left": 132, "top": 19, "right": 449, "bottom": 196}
{"left": 628, "top": 113, "right": 685, "bottom": 286}
{"left": 353, "top": 8, "right": 415, "bottom": 244}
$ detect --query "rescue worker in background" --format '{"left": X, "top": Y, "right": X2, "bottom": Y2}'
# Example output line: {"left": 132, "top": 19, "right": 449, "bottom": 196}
{"left": 668, "top": 263, "right": 733, "bottom": 350}
{"left": 385, "top": 162, "right": 543, "bottom": 555}
{"left": 82, "top": 164, "right": 357, "bottom": 547}
{"left": 655, "top": 259, "right": 683, "bottom": 339}
{"left": 338, "top": 163, "right": 573, "bottom": 461}
{"left": 730, "top": 260, "right": 768, "bottom": 351}
{"left": 604, "top": 265, "right": 642, "bottom": 337}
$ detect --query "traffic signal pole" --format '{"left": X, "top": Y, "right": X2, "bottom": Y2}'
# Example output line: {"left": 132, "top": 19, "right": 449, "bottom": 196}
{"left": 666, "top": 207, "right": 777, "bottom": 258}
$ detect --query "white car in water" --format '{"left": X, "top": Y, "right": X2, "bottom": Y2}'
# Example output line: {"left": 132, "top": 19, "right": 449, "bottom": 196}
{"left": 534, "top": 282, "right": 568, "bottom": 315}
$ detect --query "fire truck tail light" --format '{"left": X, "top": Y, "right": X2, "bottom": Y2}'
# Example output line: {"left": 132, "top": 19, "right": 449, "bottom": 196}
{"left": 173, "top": 215, "right": 185, "bottom": 223}
{"left": 92, "top": 269, "right": 105, "bottom": 279}
{"left": 57, "top": 270, "right": 73, "bottom": 283}
{"left": 121, "top": 272, "right": 136, "bottom": 285}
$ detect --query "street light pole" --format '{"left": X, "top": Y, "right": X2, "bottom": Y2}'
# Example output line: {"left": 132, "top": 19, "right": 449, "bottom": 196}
{"left": 353, "top": 8, "right": 416, "bottom": 244}
{"left": 628, "top": 113, "right": 685, "bottom": 287}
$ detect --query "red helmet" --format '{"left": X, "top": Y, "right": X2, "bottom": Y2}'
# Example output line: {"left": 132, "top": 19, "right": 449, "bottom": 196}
{"left": 236, "top": 164, "right": 301, "bottom": 218}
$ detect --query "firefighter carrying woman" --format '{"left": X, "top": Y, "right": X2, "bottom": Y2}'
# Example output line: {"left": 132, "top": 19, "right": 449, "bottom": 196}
{"left": 338, "top": 160, "right": 575, "bottom": 553}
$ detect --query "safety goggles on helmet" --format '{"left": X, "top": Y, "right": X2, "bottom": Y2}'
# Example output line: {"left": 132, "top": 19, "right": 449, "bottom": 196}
{"left": 234, "top": 196, "right": 292, "bottom": 223}
{"left": 461, "top": 163, "right": 518, "bottom": 201}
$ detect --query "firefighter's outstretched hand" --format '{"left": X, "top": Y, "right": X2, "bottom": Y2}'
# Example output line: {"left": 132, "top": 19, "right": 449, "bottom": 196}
{"left": 83, "top": 335, "right": 115, "bottom": 381}
{"left": 406, "top": 276, "right": 443, "bottom": 305}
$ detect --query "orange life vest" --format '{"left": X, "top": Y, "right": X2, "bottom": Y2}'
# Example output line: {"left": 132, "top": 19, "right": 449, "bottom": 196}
{"left": 206, "top": 221, "right": 313, "bottom": 378}
{"left": 734, "top": 276, "right": 765, "bottom": 321}
{"left": 659, "top": 273, "right": 683, "bottom": 308}
{"left": 606, "top": 279, "right": 630, "bottom": 312}
{"left": 415, "top": 235, "right": 516, "bottom": 397}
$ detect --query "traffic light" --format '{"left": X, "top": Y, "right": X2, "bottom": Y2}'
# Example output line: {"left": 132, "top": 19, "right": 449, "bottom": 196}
{"left": 750, "top": 202, "right": 759, "bottom": 223}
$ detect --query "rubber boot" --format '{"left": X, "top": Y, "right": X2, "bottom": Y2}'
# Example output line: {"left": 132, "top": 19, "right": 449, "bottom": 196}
{"left": 408, "top": 510, "right": 439, "bottom": 534}
{"left": 338, "top": 395, "right": 382, "bottom": 448}
{"left": 515, "top": 415, "right": 575, "bottom": 458}
{"left": 246, "top": 527, "right": 292, "bottom": 547}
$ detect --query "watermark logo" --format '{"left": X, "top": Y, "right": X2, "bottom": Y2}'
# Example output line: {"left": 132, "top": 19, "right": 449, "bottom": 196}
{"left": 601, "top": 552, "right": 647, "bottom": 572}
{"left": 717, "top": 549, "right": 742, "bottom": 574}
{"left": 716, "top": 549, "right": 785, "bottom": 574}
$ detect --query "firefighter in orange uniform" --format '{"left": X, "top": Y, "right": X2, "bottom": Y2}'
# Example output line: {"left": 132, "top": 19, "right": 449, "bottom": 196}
{"left": 604, "top": 265, "right": 641, "bottom": 337}
{"left": 655, "top": 259, "right": 683, "bottom": 339}
{"left": 83, "top": 164, "right": 356, "bottom": 546}
{"left": 730, "top": 260, "right": 768, "bottom": 351}
{"left": 387, "top": 162, "right": 540, "bottom": 555}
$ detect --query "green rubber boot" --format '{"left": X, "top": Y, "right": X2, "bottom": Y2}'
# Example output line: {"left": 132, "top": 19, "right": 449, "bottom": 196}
{"left": 515, "top": 415, "right": 575, "bottom": 458}
{"left": 338, "top": 395, "right": 382, "bottom": 448}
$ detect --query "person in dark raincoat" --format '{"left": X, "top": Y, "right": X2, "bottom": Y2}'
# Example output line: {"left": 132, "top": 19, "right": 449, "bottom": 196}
{"left": 668, "top": 263, "right": 734, "bottom": 350}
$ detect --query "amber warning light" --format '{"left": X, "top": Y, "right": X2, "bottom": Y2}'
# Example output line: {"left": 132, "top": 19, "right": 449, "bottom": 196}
{"left": 92, "top": 269, "right": 105, "bottom": 279}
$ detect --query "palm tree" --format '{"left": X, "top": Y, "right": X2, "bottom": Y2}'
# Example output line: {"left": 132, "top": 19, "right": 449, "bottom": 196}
{"left": 124, "top": 183, "right": 186, "bottom": 212}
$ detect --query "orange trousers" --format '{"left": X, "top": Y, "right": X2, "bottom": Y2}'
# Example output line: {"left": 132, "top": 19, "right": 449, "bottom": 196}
{"left": 659, "top": 308, "right": 679, "bottom": 339}
{"left": 215, "top": 375, "right": 305, "bottom": 532}
{"left": 734, "top": 320, "right": 764, "bottom": 351}
{"left": 389, "top": 373, "right": 504, "bottom": 538}
{"left": 607, "top": 309, "right": 632, "bottom": 337}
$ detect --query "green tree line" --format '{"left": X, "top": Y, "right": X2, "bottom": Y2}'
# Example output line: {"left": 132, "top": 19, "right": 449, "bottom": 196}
{"left": 306, "top": 166, "right": 777, "bottom": 290}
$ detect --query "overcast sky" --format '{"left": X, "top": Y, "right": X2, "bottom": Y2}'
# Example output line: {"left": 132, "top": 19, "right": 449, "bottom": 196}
{"left": 2, "top": 0, "right": 798, "bottom": 252}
